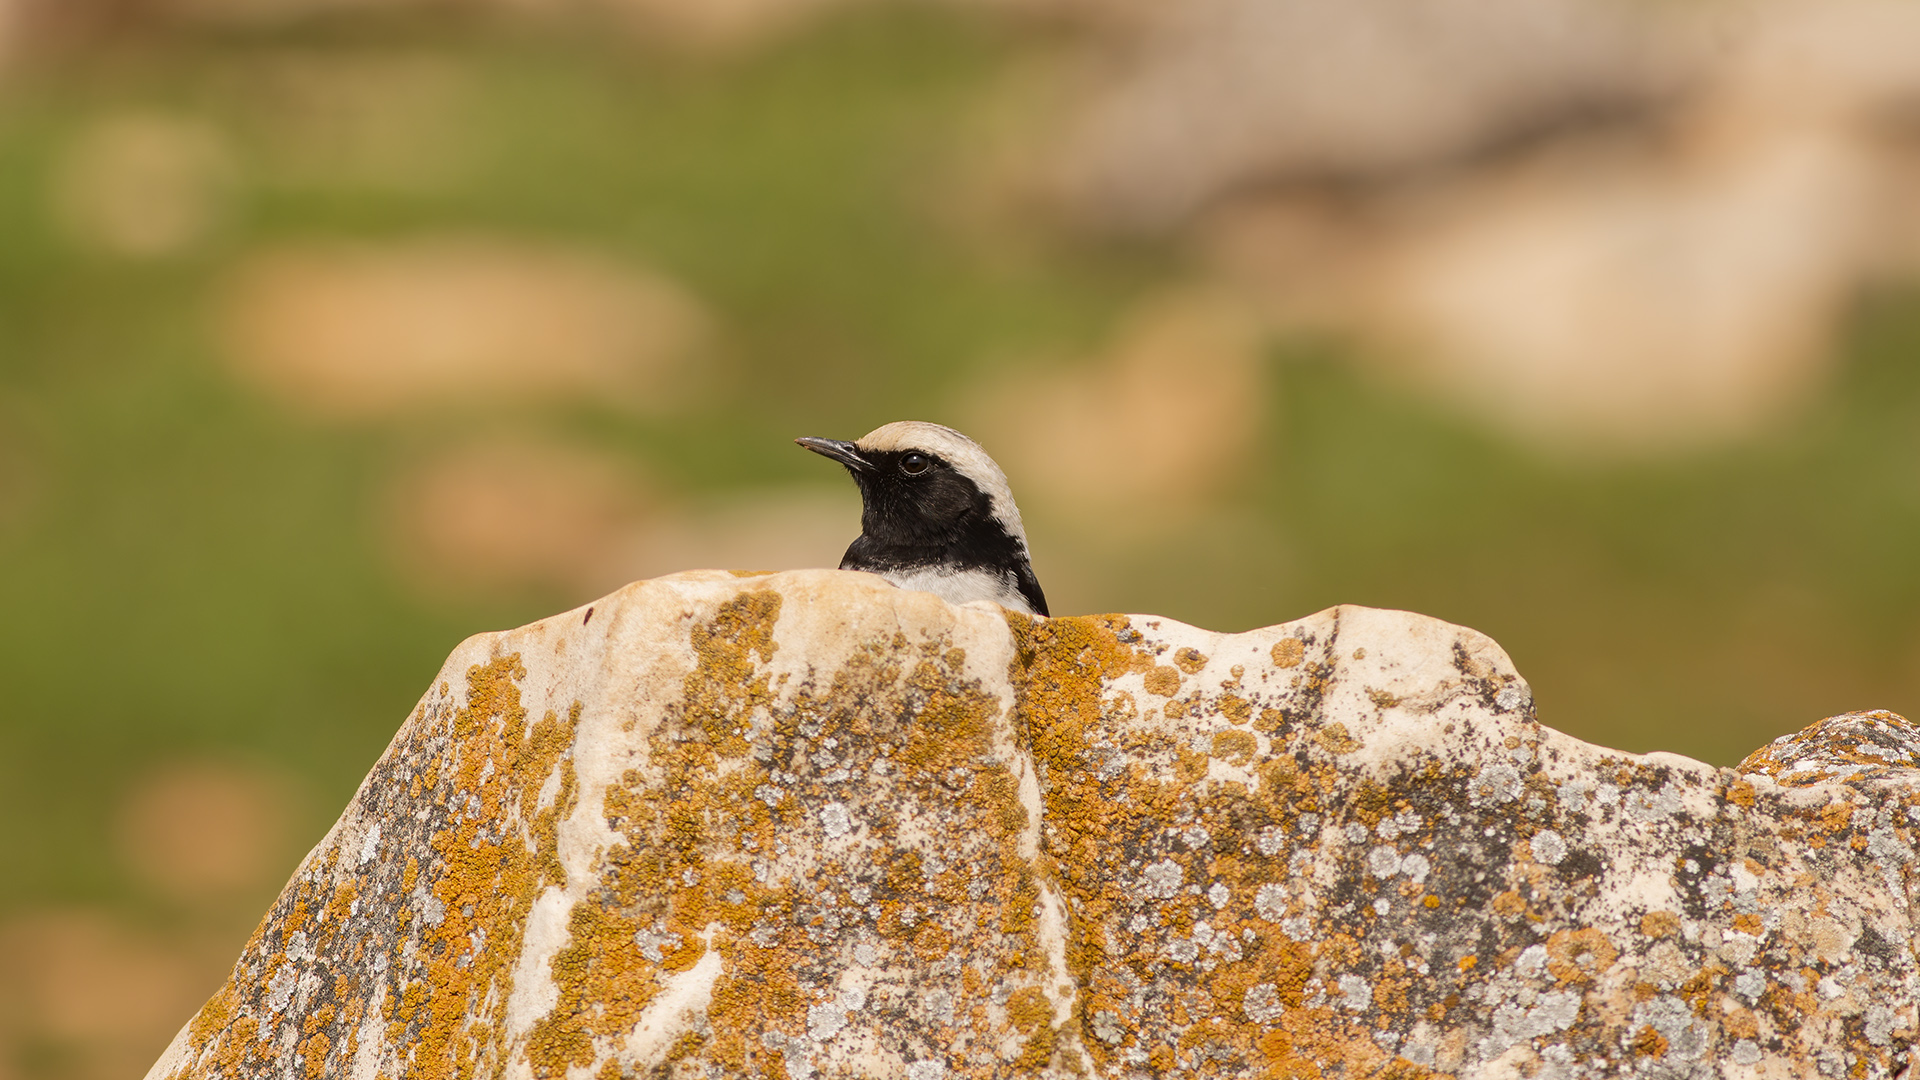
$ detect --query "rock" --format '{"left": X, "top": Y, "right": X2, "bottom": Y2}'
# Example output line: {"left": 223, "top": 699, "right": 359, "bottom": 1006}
{"left": 961, "top": 288, "right": 1268, "bottom": 520}
{"left": 50, "top": 111, "right": 239, "bottom": 259}
{"left": 145, "top": 570, "right": 1920, "bottom": 1079}
{"left": 116, "top": 760, "right": 300, "bottom": 904}
{"left": 1234, "top": 125, "right": 1882, "bottom": 455}
{"left": 1738, "top": 709, "right": 1920, "bottom": 787}
{"left": 3, "top": 910, "right": 230, "bottom": 1080}
{"left": 1026, "top": 0, "right": 1920, "bottom": 455}
{"left": 1040, "top": 0, "right": 1674, "bottom": 231}
{"left": 215, "top": 237, "right": 711, "bottom": 421}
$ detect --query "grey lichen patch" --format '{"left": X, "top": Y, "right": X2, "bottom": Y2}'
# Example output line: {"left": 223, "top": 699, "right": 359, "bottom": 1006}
{"left": 147, "top": 575, "right": 1920, "bottom": 1080}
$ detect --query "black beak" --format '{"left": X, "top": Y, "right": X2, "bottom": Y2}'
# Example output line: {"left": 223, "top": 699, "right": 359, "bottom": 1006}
{"left": 795, "top": 436, "right": 870, "bottom": 472}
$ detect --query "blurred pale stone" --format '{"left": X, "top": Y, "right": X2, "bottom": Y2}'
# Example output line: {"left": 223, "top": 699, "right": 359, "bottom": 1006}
{"left": 144, "top": 571, "right": 1920, "bottom": 1079}
{"left": 0, "top": 0, "right": 18, "bottom": 71}
{"left": 1030, "top": 0, "right": 1920, "bottom": 453}
{"left": 967, "top": 289, "right": 1266, "bottom": 518}
{"left": 1319, "top": 0, "right": 1920, "bottom": 454}
{"left": 232, "top": 52, "right": 473, "bottom": 192}
{"left": 384, "top": 438, "right": 853, "bottom": 600}
{"left": 1709, "top": 0, "right": 1920, "bottom": 130}
{"left": 216, "top": 238, "right": 711, "bottom": 419}
{"left": 168, "top": 0, "right": 870, "bottom": 50}
{"left": 1234, "top": 131, "right": 1879, "bottom": 452}
{"left": 116, "top": 761, "right": 298, "bottom": 903}
{"left": 2, "top": 764, "right": 300, "bottom": 1080}
{"left": 52, "top": 113, "right": 238, "bottom": 259}
{"left": 0, "top": 912, "right": 213, "bottom": 1080}
{"left": 0, "top": 913, "right": 201, "bottom": 1043}
{"left": 618, "top": 486, "right": 857, "bottom": 581}
{"left": 590, "top": 0, "right": 868, "bottom": 51}
{"left": 383, "top": 439, "right": 651, "bottom": 599}
{"left": 1041, "top": 0, "right": 1673, "bottom": 230}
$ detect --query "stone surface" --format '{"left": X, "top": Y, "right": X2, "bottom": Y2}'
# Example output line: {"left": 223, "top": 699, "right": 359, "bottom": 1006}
{"left": 1027, "top": 0, "right": 1920, "bottom": 455}
{"left": 962, "top": 288, "right": 1268, "bottom": 518}
{"left": 51, "top": 111, "right": 238, "bottom": 259}
{"left": 145, "top": 570, "right": 1920, "bottom": 1079}
{"left": 216, "top": 237, "right": 710, "bottom": 420}
{"left": 1738, "top": 710, "right": 1920, "bottom": 788}
{"left": 1041, "top": 0, "right": 1673, "bottom": 231}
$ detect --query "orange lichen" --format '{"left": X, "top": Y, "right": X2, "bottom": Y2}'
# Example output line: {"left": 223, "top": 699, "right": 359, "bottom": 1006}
{"left": 300, "top": 1033, "right": 331, "bottom": 1079}
{"left": 1490, "top": 891, "right": 1530, "bottom": 918}
{"left": 1679, "top": 962, "right": 1727, "bottom": 1013}
{"left": 1173, "top": 648, "right": 1209, "bottom": 675}
{"left": 1218, "top": 693, "right": 1252, "bottom": 725}
{"left": 1724, "top": 1006, "right": 1760, "bottom": 1040}
{"left": 1631, "top": 1025, "right": 1669, "bottom": 1058}
{"left": 1545, "top": 928, "right": 1617, "bottom": 984}
{"left": 1144, "top": 666, "right": 1182, "bottom": 697}
{"left": 1007, "top": 987, "right": 1057, "bottom": 1068}
{"left": 1212, "top": 730, "right": 1258, "bottom": 764}
{"left": 1315, "top": 723, "right": 1362, "bottom": 755}
{"left": 1818, "top": 802, "right": 1854, "bottom": 832}
{"left": 187, "top": 982, "right": 236, "bottom": 1049}
{"left": 1640, "top": 911, "right": 1680, "bottom": 939}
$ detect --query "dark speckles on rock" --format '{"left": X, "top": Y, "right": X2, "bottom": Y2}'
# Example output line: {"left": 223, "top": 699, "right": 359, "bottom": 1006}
{"left": 1556, "top": 848, "right": 1604, "bottom": 881}
{"left": 1855, "top": 926, "right": 1899, "bottom": 965}
{"left": 147, "top": 576, "right": 1920, "bottom": 1080}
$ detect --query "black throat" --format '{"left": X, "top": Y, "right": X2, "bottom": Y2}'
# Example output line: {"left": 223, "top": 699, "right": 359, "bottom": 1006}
{"left": 835, "top": 448, "right": 1048, "bottom": 616}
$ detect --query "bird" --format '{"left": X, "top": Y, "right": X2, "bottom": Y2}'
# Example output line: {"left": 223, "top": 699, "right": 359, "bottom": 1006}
{"left": 795, "top": 421, "right": 1048, "bottom": 617}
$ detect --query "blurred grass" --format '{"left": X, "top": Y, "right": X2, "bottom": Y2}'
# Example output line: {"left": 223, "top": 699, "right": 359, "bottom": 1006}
{"left": 1, "top": 1, "right": 1918, "bottom": 954}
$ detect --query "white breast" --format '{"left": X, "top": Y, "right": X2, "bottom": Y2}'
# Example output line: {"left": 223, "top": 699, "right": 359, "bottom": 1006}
{"left": 879, "top": 566, "right": 1036, "bottom": 615}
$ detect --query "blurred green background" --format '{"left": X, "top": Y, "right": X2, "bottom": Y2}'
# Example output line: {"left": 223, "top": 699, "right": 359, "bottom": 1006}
{"left": 3, "top": 0, "right": 1920, "bottom": 1075}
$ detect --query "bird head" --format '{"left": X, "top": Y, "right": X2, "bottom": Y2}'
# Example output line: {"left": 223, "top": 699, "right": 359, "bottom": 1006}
{"left": 795, "top": 421, "right": 1030, "bottom": 551}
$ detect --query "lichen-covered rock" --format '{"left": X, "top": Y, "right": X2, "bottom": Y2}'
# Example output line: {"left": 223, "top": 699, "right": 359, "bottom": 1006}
{"left": 1737, "top": 710, "right": 1920, "bottom": 788}
{"left": 145, "top": 570, "right": 1920, "bottom": 1080}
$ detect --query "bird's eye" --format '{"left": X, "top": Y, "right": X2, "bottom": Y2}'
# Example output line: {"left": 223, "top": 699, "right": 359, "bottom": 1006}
{"left": 900, "top": 452, "right": 931, "bottom": 476}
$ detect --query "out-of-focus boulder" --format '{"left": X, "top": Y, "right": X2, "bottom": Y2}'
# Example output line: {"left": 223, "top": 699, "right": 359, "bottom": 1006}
{"left": 1029, "top": 0, "right": 1920, "bottom": 454}
{"left": 215, "top": 237, "right": 711, "bottom": 421}
{"left": 1207, "top": 125, "right": 1884, "bottom": 453}
{"left": 963, "top": 289, "right": 1269, "bottom": 521}
{"left": 146, "top": 570, "right": 1920, "bottom": 1078}
{"left": 1040, "top": 0, "right": 1677, "bottom": 231}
